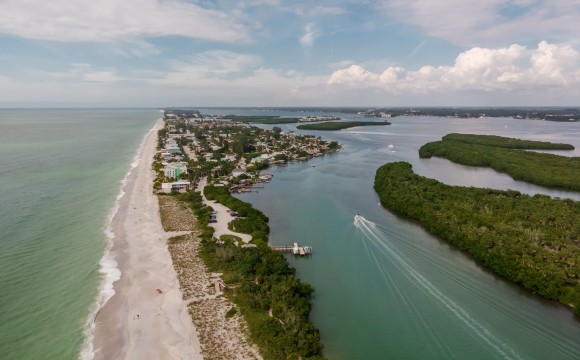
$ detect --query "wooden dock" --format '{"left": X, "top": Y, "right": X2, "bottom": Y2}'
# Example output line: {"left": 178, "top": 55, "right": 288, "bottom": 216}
{"left": 271, "top": 242, "right": 312, "bottom": 256}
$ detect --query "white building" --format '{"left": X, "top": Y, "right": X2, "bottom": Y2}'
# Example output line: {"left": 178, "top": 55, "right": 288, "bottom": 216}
{"left": 161, "top": 181, "right": 190, "bottom": 193}
{"left": 163, "top": 162, "right": 188, "bottom": 179}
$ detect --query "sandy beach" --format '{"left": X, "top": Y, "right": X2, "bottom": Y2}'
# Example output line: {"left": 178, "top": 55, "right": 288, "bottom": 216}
{"left": 91, "top": 120, "right": 202, "bottom": 360}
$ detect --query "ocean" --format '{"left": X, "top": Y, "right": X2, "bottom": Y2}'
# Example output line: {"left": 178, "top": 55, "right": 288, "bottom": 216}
{"left": 0, "top": 109, "right": 159, "bottom": 359}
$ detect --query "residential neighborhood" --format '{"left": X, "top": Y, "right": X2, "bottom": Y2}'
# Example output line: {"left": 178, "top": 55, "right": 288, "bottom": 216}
{"left": 154, "top": 110, "right": 341, "bottom": 194}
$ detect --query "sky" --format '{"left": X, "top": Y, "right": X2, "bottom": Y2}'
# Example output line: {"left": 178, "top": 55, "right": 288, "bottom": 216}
{"left": 2, "top": 0, "right": 580, "bottom": 107}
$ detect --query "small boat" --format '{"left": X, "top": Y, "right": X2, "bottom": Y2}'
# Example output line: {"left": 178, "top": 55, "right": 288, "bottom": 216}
{"left": 354, "top": 213, "right": 364, "bottom": 222}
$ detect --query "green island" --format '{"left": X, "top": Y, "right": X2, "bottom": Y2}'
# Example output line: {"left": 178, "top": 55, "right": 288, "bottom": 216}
{"left": 220, "top": 115, "right": 300, "bottom": 124}
{"left": 374, "top": 161, "right": 580, "bottom": 315}
{"left": 296, "top": 121, "right": 391, "bottom": 131}
{"left": 419, "top": 133, "right": 580, "bottom": 191}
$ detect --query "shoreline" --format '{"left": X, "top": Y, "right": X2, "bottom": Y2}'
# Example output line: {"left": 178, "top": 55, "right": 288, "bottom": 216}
{"left": 86, "top": 119, "right": 202, "bottom": 359}
{"left": 80, "top": 120, "right": 153, "bottom": 360}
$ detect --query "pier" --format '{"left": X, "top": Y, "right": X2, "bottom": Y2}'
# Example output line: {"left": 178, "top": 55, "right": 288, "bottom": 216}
{"left": 271, "top": 242, "right": 312, "bottom": 256}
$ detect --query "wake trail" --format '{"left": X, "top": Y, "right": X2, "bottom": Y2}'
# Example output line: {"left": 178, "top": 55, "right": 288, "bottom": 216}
{"left": 354, "top": 216, "right": 522, "bottom": 360}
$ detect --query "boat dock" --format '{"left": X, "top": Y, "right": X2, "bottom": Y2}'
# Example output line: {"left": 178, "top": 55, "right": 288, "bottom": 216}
{"left": 271, "top": 242, "right": 312, "bottom": 256}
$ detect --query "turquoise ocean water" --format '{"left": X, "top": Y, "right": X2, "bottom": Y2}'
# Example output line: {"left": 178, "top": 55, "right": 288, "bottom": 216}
{"left": 0, "top": 109, "right": 158, "bottom": 359}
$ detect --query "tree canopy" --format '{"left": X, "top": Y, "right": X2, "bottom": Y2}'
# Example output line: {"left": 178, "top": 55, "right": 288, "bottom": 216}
{"left": 419, "top": 134, "right": 580, "bottom": 191}
{"left": 374, "top": 161, "right": 580, "bottom": 315}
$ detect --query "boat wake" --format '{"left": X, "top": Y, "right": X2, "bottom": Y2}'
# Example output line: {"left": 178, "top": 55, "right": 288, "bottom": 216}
{"left": 354, "top": 216, "right": 521, "bottom": 360}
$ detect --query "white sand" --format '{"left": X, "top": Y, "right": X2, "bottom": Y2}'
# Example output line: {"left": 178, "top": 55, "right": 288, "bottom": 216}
{"left": 92, "top": 120, "right": 202, "bottom": 360}
{"left": 197, "top": 177, "right": 252, "bottom": 243}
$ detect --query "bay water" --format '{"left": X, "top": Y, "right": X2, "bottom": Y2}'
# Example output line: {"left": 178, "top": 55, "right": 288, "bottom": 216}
{"left": 0, "top": 109, "right": 158, "bottom": 359}
{"left": 231, "top": 111, "right": 580, "bottom": 359}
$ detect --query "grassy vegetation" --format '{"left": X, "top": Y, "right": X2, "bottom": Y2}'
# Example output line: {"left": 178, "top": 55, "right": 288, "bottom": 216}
{"left": 157, "top": 194, "right": 199, "bottom": 231}
{"left": 220, "top": 234, "right": 243, "bottom": 244}
{"left": 374, "top": 161, "right": 580, "bottom": 315}
{"left": 225, "top": 306, "right": 238, "bottom": 318}
{"left": 419, "top": 134, "right": 580, "bottom": 191}
{"left": 176, "top": 190, "right": 326, "bottom": 359}
{"left": 222, "top": 115, "right": 300, "bottom": 124}
{"left": 297, "top": 121, "right": 390, "bottom": 130}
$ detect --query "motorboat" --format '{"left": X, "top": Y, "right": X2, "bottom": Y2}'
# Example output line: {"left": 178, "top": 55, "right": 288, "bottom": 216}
{"left": 354, "top": 213, "right": 364, "bottom": 222}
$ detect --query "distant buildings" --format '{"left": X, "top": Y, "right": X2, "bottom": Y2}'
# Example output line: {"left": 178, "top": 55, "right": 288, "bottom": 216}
{"left": 299, "top": 115, "right": 340, "bottom": 122}
{"left": 155, "top": 111, "right": 341, "bottom": 194}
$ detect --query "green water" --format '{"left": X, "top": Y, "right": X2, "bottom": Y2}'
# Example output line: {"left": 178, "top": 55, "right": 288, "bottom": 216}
{"left": 0, "top": 109, "right": 158, "bottom": 359}
{"left": 235, "top": 114, "right": 580, "bottom": 359}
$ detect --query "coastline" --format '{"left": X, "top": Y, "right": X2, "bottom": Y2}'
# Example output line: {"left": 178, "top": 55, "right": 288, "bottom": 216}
{"left": 87, "top": 119, "right": 202, "bottom": 359}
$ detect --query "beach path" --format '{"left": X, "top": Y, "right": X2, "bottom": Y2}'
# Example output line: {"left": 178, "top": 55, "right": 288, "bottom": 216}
{"left": 197, "top": 177, "right": 252, "bottom": 243}
{"left": 92, "top": 120, "right": 203, "bottom": 360}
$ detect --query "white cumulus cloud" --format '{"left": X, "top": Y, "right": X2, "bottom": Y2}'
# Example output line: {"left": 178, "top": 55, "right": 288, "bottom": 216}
{"left": 328, "top": 41, "right": 580, "bottom": 94}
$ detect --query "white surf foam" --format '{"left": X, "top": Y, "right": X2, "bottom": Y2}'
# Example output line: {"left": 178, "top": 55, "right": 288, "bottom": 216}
{"left": 79, "top": 119, "right": 160, "bottom": 360}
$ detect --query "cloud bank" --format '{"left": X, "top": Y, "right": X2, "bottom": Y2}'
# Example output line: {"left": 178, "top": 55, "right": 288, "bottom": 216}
{"left": 328, "top": 41, "right": 580, "bottom": 95}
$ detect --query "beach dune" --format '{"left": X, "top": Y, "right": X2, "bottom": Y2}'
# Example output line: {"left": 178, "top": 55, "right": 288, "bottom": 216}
{"left": 91, "top": 120, "right": 202, "bottom": 359}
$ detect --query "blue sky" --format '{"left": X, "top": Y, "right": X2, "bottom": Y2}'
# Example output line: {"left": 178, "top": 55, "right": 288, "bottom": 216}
{"left": 1, "top": 0, "right": 580, "bottom": 107}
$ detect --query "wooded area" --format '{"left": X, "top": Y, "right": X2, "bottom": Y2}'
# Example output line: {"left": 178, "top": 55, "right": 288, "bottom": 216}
{"left": 374, "top": 162, "right": 580, "bottom": 315}
{"left": 297, "top": 121, "right": 390, "bottom": 130}
{"left": 177, "top": 190, "right": 326, "bottom": 359}
{"left": 419, "top": 134, "right": 580, "bottom": 191}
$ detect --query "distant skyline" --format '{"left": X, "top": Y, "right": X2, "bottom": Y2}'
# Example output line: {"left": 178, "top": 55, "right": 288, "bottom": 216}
{"left": 2, "top": 0, "right": 580, "bottom": 107}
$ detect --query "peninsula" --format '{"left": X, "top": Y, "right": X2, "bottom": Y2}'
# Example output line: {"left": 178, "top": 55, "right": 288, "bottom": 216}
{"left": 296, "top": 121, "right": 391, "bottom": 131}
{"left": 150, "top": 110, "right": 335, "bottom": 359}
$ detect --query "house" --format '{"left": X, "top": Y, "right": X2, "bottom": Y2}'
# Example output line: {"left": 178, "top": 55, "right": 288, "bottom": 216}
{"left": 250, "top": 154, "right": 271, "bottom": 165}
{"left": 160, "top": 181, "right": 190, "bottom": 193}
{"left": 166, "top": 147, "right": 181, "bottom": 154}
{"left": 163, "top": 162, "right": 188, "bottom": 179}
{"left": 231, "top": 168, "right": 247, "bottom": 177}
